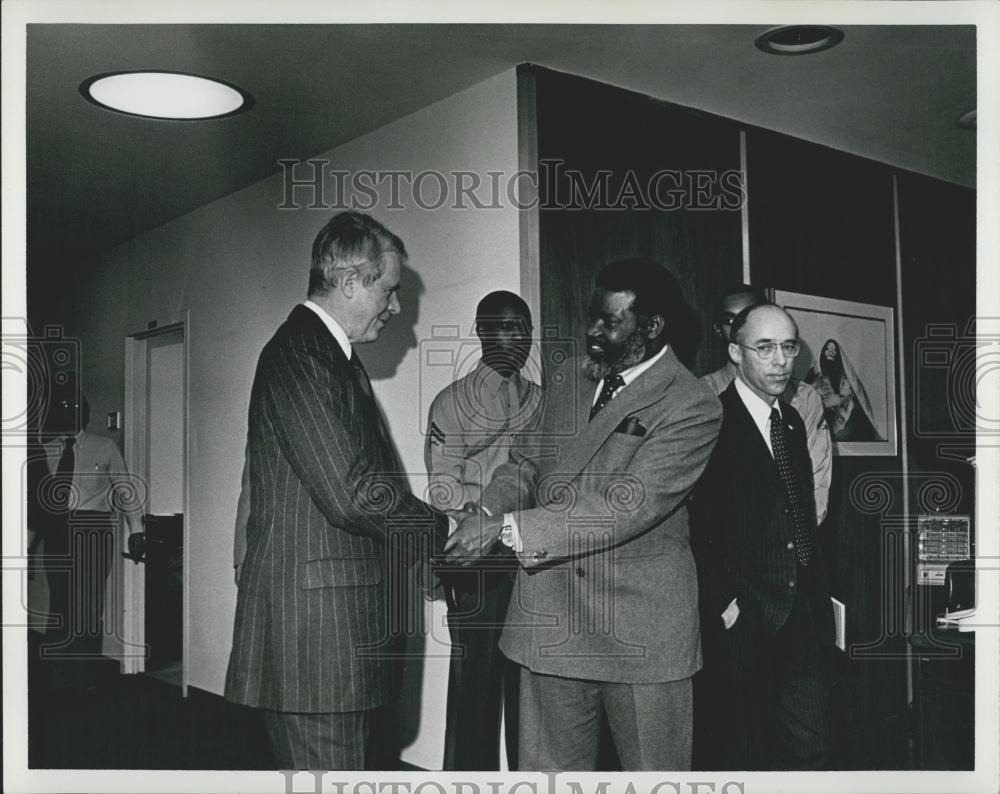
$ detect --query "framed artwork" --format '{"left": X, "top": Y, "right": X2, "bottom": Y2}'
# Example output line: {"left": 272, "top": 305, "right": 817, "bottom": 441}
{"left": 772, "top": 290, "right": 898, "bottom": 456}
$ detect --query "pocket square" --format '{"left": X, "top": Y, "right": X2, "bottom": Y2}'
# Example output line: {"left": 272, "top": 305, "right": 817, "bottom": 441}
{"left": 614, "top": 416, "right": 647, "bottom": 437}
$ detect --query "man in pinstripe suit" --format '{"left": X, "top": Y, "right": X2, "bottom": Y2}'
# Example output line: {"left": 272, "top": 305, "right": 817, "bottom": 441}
{"left": 690, "top": 304, "right": 835, "bottom": 770}
{"left": 224, "top": 212, "right": 450, "bottom": 770}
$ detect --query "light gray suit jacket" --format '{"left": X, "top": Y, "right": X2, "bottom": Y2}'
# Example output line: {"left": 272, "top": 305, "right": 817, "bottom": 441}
{"left": 482, "top": 347, "right": 722, "bottom": 683}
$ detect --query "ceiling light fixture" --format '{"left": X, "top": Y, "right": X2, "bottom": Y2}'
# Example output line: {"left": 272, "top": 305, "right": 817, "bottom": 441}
{"left": 80, "top": 70, "right": 252, "bottom": 120}
{"left": 755, "top": 25, "right": 844, "bottom": 56}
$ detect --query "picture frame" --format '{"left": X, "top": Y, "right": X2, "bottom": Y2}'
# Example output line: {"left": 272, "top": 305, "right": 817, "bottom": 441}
{"left": 771, "top": 290, "right": 898, "bottom": 456}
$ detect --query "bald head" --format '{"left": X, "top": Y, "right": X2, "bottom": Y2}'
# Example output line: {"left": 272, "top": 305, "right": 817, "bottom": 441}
{"left": 730, "top": 304, "right": 799, "bottom": 404}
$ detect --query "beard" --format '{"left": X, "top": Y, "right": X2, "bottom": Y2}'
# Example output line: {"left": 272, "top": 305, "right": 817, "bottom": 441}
{"left": 583, "top": 328, "right": 649, "bottom": 382}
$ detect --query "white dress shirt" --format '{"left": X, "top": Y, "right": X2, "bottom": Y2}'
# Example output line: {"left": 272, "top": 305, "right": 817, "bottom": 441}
{"left": 590, "top": 344, "right": 669, "bottom": 406}
{"left": 703, "top": 360, "right": 831, "bottom": 523}
{"left": 303, "top": 300, "right": 352, "bottom": 360}
{"left": 43, "top": 431, "right": 143, "bottom": 533}
{"left": 733, "top": 376, "right": 781, "bottom": 457}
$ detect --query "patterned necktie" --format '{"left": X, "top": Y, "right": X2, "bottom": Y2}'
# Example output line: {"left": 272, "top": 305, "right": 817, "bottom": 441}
{"left": 770, "top": 407, "right": 812, "bottom": 566}
{"left": 590, "top": 373, "right": 625, "bottom": 421}
{"left": 350, "top": 352, "right": 373, "bottom": 397}
{"left": 54, "top": 436, "right": 76, "bottom": 513}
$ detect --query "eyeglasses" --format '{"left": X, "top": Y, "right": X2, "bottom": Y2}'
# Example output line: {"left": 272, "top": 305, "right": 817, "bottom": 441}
{"left": 737, "top": 341, "right": 801, "bottom": 359}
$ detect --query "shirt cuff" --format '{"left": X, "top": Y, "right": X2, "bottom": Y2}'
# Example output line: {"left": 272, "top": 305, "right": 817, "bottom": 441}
{"left": 499, "top": 512, "right": 524, "bottom": 553}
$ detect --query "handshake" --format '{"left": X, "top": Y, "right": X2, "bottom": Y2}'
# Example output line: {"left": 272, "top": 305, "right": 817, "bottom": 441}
{"left": 440, "top": 501, "right": 507, "bottom": 566}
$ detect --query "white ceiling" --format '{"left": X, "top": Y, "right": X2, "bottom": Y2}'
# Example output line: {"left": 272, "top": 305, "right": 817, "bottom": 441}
{"left": 25, "top": 23, "right": 976, "bottom": 261}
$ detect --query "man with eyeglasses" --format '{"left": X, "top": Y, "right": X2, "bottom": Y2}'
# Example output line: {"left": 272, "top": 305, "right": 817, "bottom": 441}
{"left": 702, "top": 285, "right": 832, "bottom": 525}
{"left": 690, "top": 303, "right": 836, "bottom": 770}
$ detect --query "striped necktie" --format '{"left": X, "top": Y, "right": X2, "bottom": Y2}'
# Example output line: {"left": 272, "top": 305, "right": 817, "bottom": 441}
{"left": 350, "top": 352, "right": 373, "bottom": 397}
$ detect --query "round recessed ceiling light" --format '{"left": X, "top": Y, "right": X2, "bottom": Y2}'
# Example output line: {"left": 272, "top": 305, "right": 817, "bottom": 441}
{"left": 80, "top": 70, "right": 252, "bottom": 120}
{"left": 755, "top": 25, "right": 844, "bottom": 56}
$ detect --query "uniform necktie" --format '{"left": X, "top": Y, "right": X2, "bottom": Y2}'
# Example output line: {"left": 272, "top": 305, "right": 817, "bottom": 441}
{"left": 54, "top": 436, "right": 76, "bottom": 513}
{"left": 770, "top": 407, "right": 812, "bottom": 566}
{"left": 350, "top": 352, "right": 373, "bottom": 397}
{"left": 590, "top": 373, "right": 625, "bottom": 421}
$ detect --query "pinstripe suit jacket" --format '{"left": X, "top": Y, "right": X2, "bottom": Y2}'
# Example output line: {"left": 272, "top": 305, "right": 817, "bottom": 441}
{"left": 482, "top": 348, "right": 722, "bottom": 683}
{"left": 225, "top": 305, "right": 447, "bottom": 713}
{"left": 689, "top": 382, "right": 834, "bottom": 666}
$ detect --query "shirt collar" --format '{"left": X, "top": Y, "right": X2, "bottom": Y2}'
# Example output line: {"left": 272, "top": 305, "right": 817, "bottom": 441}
{"left": 303, "top": 300, "right": 352, "bottom": 360}
{"left": 734, "top": 375, "right": 781, "bottom": 441}
{"left": 46, "top": 430, "right": 85, "bottom": 451}
{"left": 617, "top": 344, "right": 668, "bottom": 388}
{"left": 473, "top": 360, "right": 520, "bottom": 399}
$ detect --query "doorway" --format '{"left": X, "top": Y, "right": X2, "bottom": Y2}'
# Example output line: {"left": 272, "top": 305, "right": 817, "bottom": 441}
{"left": 122, "top": 319, "right": 188, "bottom": 692}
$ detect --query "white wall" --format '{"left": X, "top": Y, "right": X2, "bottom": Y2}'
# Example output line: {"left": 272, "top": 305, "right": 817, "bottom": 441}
{"left": 65, "top": 69, "right": 521, "bottom": 768}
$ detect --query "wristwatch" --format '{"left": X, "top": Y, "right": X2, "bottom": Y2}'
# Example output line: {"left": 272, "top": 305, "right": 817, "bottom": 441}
{"left": 498, "top": 513, "right": 515, "bottom": 549}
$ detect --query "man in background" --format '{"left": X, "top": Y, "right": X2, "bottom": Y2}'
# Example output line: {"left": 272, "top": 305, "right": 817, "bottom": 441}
{"left": 41, "top": 390, "right": 144, "bottom": 692}
{"left": 702, "top": 285, "right": 832, "bottom": 524}
{"left": 425, "top": 290, "right": 540, "bottom": 770}
{"left": 690, "top": 304, "right": 836, "bottom": 769}
{"left": 445, "top": 259, "right": 722, "bottom": 770}
{"left": 225, "top": 211, "right": 451, "bottom": 770}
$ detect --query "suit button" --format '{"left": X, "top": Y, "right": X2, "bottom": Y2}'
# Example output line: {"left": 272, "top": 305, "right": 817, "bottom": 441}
{"left": 782, "top": 507, "right": 790, "bottom": 515}
{"left": 787, "top": 541, "right": 795, "bottom": 550}
{"left": 788, "top": 580, "right": 796, "bottom": 589}
{"left": 575, "top": 567, "right": 585, "bottom": 578}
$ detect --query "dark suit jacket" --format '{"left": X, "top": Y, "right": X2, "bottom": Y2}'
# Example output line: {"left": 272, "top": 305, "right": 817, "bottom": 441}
{"left": 483, "top": 348, "right": 722, "bottom": 684}
{"left": 225, "top": 305, "right": 447, "bottom": 713}
{"left": 690, "top": 381, "right": 834, "bottom": 666}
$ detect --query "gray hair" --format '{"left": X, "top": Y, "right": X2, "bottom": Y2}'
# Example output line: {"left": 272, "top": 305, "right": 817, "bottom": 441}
{"left": 308, "top": 211, "right": 407, "bottom": 297}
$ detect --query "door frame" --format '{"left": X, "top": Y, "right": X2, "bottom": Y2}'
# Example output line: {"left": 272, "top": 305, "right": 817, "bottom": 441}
{"left": 122, "top": 312, "right": 190, "bottom": 694}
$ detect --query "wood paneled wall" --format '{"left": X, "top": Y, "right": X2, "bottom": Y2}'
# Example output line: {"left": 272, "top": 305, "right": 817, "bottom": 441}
{"left": 530, "top": 65, "right": 744, "bottom": 376}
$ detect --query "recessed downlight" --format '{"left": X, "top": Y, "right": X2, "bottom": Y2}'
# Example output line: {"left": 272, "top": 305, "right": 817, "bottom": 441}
{"left": 80, "top": 71, "right": 252, "bottom": 120}
{"left": 755, "top": 25, "right": 844, "bottom": 56}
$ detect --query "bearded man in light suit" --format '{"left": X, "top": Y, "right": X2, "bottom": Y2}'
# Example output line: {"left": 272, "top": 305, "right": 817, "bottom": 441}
{"left": 445, "top": 258, "right": 722, "bottom": 770}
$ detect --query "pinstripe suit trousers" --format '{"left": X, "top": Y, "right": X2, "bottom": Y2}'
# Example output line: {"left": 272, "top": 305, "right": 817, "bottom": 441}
{"left": 263, "top": 709, "right": 370, "bottom": 770}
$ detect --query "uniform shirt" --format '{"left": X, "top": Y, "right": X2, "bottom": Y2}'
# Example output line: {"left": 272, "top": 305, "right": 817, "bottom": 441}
{"left": 703, "top": 361, "right": 832, "bottom": 524}
{"left": 425, "top": 361, "right": 542, "bottom": 512}
{"left": 43, "top": 430, "right": 143, "bottom": 533}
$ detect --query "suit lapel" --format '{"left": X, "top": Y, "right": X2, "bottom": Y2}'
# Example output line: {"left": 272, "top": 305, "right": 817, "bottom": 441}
{"left": 288, "top": 304, "right": 402, "bottom": 473}
{"left": 721, "top": 383, "right": 773, "bottom": 464}
{"left": 554, "top": 347, "right": 681, "bottom": 478}
{"left": 721, "top": 382, "right": 795, "bottom": 493}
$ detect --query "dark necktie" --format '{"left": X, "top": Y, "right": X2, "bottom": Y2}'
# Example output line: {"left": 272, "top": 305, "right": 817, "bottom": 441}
{"left": 590, "top": 373, "right": 625, "bottom": 421}
{"left": 54, "top": 436, "right": 76, "bottom": 513}
{"left": 770, "top": 407, "right": 812, "bottom": 566}
{"left": 350, "top": 352, "right": 373, "bottom": 397}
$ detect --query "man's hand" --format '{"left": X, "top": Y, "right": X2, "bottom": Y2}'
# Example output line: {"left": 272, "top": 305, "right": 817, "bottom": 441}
{"left": 443, "top": 512, "right": 503, "bottom": 565}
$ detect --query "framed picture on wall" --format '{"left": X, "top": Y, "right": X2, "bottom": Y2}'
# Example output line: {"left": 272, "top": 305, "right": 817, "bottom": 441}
{"left": 772, "top": 290, "right": 898, "bottom": 456}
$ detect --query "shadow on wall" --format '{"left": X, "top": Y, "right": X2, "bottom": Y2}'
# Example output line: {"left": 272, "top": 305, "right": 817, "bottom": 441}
{"left": 366, "top": 264, "right": 424, "bottom": 382}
